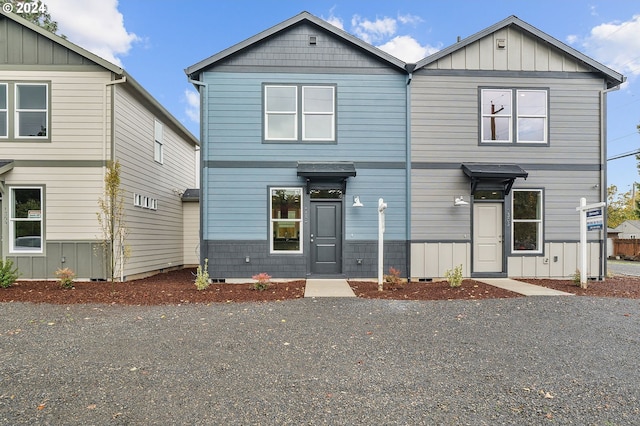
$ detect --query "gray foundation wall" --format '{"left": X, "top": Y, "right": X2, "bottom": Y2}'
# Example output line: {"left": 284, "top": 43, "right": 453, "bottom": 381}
{"left": 204, "top": 240, "right": 407, "bottom": 280}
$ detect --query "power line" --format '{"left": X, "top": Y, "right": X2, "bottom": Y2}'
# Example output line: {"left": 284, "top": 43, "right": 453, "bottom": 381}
{"left": 608, "top": 149, "right": 640, "bottom": 161}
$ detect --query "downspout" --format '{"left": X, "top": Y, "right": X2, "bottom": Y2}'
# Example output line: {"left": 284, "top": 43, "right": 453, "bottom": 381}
{"left": 405, "top": 64, "right": 415, "bottom": 280}
{"left": 600, "top": 80, "right": 623, "bottom": 280}
{"left": 104, "top": 76, "right": 126, "bottom": 281}
{"left": 188, "top": 76, "right": 208, "bottom": 268}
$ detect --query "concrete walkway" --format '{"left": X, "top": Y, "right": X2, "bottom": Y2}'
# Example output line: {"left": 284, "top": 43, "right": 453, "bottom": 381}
{"left": 475, "top": 278, "right": 574, "bottom": 296}
{"left": 304, "top": 278, "right": 573, "bottom": 297}
{"left": 304, "top": 279, "right": 356, "bottom": 298}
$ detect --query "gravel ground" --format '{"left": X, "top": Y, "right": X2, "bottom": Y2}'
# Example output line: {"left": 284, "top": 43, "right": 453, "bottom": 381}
{"left": 608, "top": 260, "right": 640, "bottom": 277}
{"left": 1, "top": 297, "right": 639, "bottom": 425}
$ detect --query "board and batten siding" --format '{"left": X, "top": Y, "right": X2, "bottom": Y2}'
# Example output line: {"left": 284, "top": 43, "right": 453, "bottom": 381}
{"left": 113, "top": 86, "right": 197, "bottom": 277}
{"left": 424, "top": 26, "right": 592, "bottom": 73}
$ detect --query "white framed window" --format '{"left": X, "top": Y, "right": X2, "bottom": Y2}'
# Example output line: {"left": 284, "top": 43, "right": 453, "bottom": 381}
{"left": 0, "top": 83, "right": 7, "bottom": 138}
{"left": 133, "top": 193, "right": 142, "bottom": 207}
{"left": 264, "top": 84, "right": 335, "bottom": 142}
{"left": 481, "top": 88, "right": 547, "bottom": 144}
{"left": 10, "top": 187, "right": 43, "bottom": 253}
{"left": 265, "top": 85, "right": 297, "bottom": 140}
{"left": 15, "top": 83, "right": 48, "bottom": 138}
{"left": 512, "top": 189, "right": 543, "bottom": 253}
{"left": 302, "top": 86, "right": 334, "bottom": 140}
{"left": 270, "top": 187, "right": 302, "bottom": 253}
{"left": 154, "top": 119, "right": 164, "bottom": 163}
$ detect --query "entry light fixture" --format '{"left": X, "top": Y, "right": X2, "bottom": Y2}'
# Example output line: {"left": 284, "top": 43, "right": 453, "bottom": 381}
{"left": 454, "top": 195, "right": 469, "bottom": 206}
{"left": 353, "top": 195, "right": 364, "bottom": 207}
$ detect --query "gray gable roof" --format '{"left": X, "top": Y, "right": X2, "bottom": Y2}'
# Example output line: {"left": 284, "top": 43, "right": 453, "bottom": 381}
{"left": 0, "top": 10, "right": 199, "bottom": 147}
{"left": 185, "top": 11, "right": 407, "bottom": 77}
{"left": 415, "top": 15, "right": 625, "bottom": 88}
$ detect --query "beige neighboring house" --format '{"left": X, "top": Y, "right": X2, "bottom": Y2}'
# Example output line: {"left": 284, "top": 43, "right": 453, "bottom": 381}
{"left": 0, "top": 11, "right": 199, "bottom": 280}
{"left": 611, "top": 220, "right": 640, "bottom": 239}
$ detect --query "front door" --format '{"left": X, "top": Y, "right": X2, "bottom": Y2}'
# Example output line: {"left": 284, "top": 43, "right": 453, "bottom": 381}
{"left": 310, "top": 200, "right": 342, "bottom": 275}
{"left": 473, "top": 203, "right": 503, "bottom": 273}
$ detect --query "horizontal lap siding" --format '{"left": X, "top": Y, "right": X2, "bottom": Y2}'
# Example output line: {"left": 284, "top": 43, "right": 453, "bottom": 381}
{"left": 411, "top": 75, "right": 603, "bottom": 164}
{"left": 114, "top": 88, "right": 197, "bottom": 275}
{"left": 0, "top": 70, "right": 111, "bottom": 160}
{"left": 205, "top": 72, "right": 407, "bottom": 163}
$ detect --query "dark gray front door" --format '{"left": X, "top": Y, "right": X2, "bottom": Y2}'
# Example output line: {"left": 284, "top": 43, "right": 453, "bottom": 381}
{"left": 310, "top": 201, "right": 342, "bottom": 274}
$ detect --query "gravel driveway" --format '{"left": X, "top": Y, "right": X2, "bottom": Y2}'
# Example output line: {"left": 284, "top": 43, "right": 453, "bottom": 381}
{"left": 1, "top": 297, "right": 639, "bottom": 425}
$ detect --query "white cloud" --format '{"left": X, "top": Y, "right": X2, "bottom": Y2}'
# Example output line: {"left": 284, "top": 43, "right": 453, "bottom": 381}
{"left": 184, "top": 89, "right": 200, "bottom": 124}
{"left": 397, "top": 13, "right": 423, "bottom": 26}
{"left": 566, "top": 34, "right": 579, "bottom": 45}
{"left": 581, "top": 15, "right": 640, "bottom": 77}
{"left": 377, "top": 35, "right": 439, "bottom": 63}
{"left": 351, "top": 15, "right": 397, "bottom": 44}
{"left": 45, "top": 0, "right": 139, "bottom": 67}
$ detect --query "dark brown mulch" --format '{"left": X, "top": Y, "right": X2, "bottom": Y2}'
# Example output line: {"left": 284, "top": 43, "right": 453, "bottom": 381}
{"left": 3, "top": 268, "right": 640, "bottom": 305}
{"left": 348, "top": 279, "right": 522, "bottom": 300}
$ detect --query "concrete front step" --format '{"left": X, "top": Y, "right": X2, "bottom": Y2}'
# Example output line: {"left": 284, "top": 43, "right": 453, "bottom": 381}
{"left": 304, "top": 279, "right": 356, "bottom": 298}
{"left": 475, "top": 278, "right": 574, "bottom": 296}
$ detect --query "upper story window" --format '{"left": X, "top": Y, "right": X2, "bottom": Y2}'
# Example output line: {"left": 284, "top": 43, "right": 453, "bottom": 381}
{"left": 0, "top": 84, "right": 7, "bottom": 138}
{"left": 0, "top": 82, "right": 50, "bottom": 140}
{"left": 16, "top": 83, "right": 48, "bottom": 138}
{"left": 480, "top": 88, "right": 547, "bottom": 144}
{"left": 154, "top": 119, "right": 164, "bottom": 164}
{"left": 264, "top": 84, "right": 335, "bottom": 142}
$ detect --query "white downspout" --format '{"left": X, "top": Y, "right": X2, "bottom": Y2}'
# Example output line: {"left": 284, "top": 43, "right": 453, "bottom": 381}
{"left": 188, "top": 77, "right": 207, "bottom": 267}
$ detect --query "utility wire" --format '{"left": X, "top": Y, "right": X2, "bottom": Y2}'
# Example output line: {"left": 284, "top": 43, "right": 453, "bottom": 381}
{"left": 608, "top": 149, "right": 640, "bottom": 161}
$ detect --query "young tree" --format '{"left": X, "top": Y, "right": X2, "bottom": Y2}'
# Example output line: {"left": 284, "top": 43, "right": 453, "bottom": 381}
{"left": 0, "top": 0, "right": 65, "bottom": 37}
{"left": 97, "top": 161, "right": 129, "bottom": 285}
{"left": 607, "top": 184, "right": 638, "bottom": 228}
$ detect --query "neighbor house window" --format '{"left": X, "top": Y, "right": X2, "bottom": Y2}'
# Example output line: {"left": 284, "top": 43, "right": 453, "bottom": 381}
{"left": 154, "top": 119, "right": 163, "bottom": 163}
{"left": 512, "top": 189, "right": 543, "bottom": 253}
{"left": 0, "top": 83, "right": 7, "bottom": 138}
{"left": 10, "top": 187, "right": 43, "bottom": 253}
{"left": 16, "top": 83, "right": 48, "bottom": 138}
{"left": 264, "top": 84, "right": 335, "bottom": 142}
{"left": 270, "top": 187, "right": 302, "bottom": 253}
{"left": 481, "top": 88, "right": 547, "bottom": 144}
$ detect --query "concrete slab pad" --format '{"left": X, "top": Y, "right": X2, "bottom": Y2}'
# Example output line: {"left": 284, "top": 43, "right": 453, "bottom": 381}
{"left": 304, "top": 279, "right": 356, "bottom": 298}
{"left": 476, "top": 278, "right": 574, "bottom": 296}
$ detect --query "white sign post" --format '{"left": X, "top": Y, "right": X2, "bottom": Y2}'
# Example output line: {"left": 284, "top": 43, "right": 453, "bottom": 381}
{"left": 378, "top": 198, "right": 387, "bottom": 291}
{"left": 575, "top": 197, "right": 605, "bottom": 288}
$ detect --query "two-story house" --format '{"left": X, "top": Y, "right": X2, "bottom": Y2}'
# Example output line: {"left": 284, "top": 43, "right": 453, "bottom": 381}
{"left": 188, "top": 12, "right": 623, "bottom": 281}
{"left": 0, "top": 11, "right": 199, "bottom": 280}
{"left": 185, "top": 12, "right": 410, "bottom": 280}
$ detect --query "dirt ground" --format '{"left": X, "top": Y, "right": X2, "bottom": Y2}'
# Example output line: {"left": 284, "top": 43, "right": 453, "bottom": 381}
{"left": 2, "top": 268, "right": 640, "bottom": 305}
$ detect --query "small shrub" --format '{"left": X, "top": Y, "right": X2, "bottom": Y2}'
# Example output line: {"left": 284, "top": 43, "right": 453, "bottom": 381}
{"left": 195, "top": 258, "right": 210, "bottom": 290}
{"left": 444, "top": 264, "right": 463, "bottom": 288}
{"left": 0, "top": 259, "right": 20, "bottom": 288}
{"left": 251, "top": 272, "right": 271, "bottom": 291}
{"left": 55, "top": 267, "right": 76, "bottom": 289}
{"left": 384, "top": 267, "right": 402, "bottom": 288}
{"left": 572, "top": 269, "right": 581, "bottom": 285}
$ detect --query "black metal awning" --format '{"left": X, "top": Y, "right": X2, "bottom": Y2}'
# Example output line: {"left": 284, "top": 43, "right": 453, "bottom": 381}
{"left": 461, "top": 163, "right": 528, "bottom": 195}
{"left": 297, "top": 162, "right": 356, "bottom": 193}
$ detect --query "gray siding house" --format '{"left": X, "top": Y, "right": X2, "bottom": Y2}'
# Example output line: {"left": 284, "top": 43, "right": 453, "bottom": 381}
{"left": 410, "top": 16, "right": 624, "bottom": 280}
{"left": 187, "top": 12, "right": 623, "bottom": 281}
{"left": 0, "top": 11, "right": 199, "bottom": 280}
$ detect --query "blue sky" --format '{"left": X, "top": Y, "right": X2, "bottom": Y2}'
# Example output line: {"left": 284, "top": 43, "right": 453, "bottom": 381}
{"left": 43, "top": 0, "right": 640, "bottom": 195}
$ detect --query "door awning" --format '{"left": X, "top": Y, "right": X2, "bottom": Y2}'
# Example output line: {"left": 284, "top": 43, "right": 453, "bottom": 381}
{"left": 0, "top": 159, "right": 14, "bottom": 176}
{"left": 461, "top": 163, "right": 528, "bottom": 195}
{"left": 297, "top": 162, "right": 356, "bottom": 193}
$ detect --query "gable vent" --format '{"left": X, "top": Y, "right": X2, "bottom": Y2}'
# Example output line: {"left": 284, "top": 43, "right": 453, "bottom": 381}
{"left": 496, "top": 39, "right": 506, "bottom": 49}
{"left": 309, "top": 35, "right": 317, "bottom": 45}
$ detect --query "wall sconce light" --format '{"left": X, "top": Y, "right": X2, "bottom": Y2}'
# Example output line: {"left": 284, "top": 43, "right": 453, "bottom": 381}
{"left": 454, "top": 195, "right": 469, "bottom": 206}
{"left": 353, "top": 195, "right": 363, "bottom": 207}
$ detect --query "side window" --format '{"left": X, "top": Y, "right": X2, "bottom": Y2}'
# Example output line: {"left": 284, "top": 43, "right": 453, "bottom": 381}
{"left": 0, "top": 83, "right": 7, "bottom": 138}
{"left": 512, "top": 189, "right": 543, "bottom": 253}
{"left": 154, "top": 119, "right": 163, "bottom": 164}
{"left": 15, "top": 83, "right": 48, "bottom": 138}
{"left": 480, "top": 88, "right": 547, "bottom": 144}
{"left": 10, "top": 187, "right": 43, "bottom": 253}
{"left": 270, "top": 188, "right": 302, "bottom": 253}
